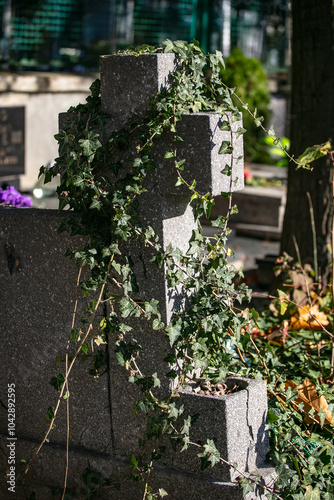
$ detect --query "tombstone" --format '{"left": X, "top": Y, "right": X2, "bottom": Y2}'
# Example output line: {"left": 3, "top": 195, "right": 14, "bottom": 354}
{"left": 0, "top": 106, "right": 25, "bottom": 189}
{"left": 0, "top": 53, "right": 275, "bottom": 499}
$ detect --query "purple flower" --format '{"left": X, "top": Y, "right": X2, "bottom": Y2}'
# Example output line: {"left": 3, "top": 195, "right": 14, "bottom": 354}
{"left": 17, "top": 194, "right": 32, "bottom": 207}
{"left": 0, "top": 186, "right": 32, "bottom": 207}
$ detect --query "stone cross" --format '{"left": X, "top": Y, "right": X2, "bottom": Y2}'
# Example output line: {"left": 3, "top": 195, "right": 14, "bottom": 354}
{"left": 100, "top": 53, "right": 244, "bottom": 322}
{"left": 99, "top": 52, "right": 245, "bottom": 457}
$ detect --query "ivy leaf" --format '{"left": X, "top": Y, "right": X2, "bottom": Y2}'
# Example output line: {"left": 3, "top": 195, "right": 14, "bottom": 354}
{"left": 162, "top": 38, "right": 175, "bottom": 53}
{"left": 219, "top": 141, "right": 233, "bottom": 155}
{"left": 215, "top": 49, "right": 225, "bottom": 69}
{"left": 152, "top": 372, "right": 161, "bottom": 388}
{"left": 89, "top": 198, "right": 102, "bottom": 210}
{"left": 166, "top": 322, "right": 182, "bottom": 346}
{"left": 236, "top": 127, "right": 247, "bottom": 138}
{"left": 304, "top": 487, "right": 321, "bottom": 500}
{"left": 268, "top": 410, "right": 280, "bottom": 424}
{"left": 164, "top": 150, "right": 175, "bottom": 159}
{"left": 238, "top": 477, "right": 255, "bottom": 496}
{"left": 119, "top": 297, "right": 140, "bottom": 318}
{"left": 152, "top": 318, "right": 164, "bottom": 330}
{"left": 50, "top": 373, "right": 65, "bottom": 392}
{"left": 187, "top": 240, "right": 202, "bottom": 255}
{"left": 219, "top": 120, "right": 230, "bottom": 131}
{"left": 251, "top": 308, "right": 259, "bottom": 320}
{"left": 278, "top": 290, "right": 289, "bottom": 315}
{"left": 78, "top": 131, "right": 101, "bottom": 159}
{"left": 145, "top": 298, "right": 160, "bottom": 318}
{"left": 254, "top": 116, "right": 264, "bottom": 127}
{"left": 221, "top": 164, "right": 231, "bottom": 176}
{"left": 198, "top": 439, "right": 220, "bottom": 469}
{"left": 168, "top": 402, "right": 183, "bottom": 419}
{"left": 46, "top": 406, "right": 55, "bottom": 420}
{"left": 296, "top": 141, "right": 331, "bottom": 170}
{"left": 175, "top": 159, "right": 185, "bottom": 170}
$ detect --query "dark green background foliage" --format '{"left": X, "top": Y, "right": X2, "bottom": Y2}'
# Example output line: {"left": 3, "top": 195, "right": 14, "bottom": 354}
{"left": 221, "top": 47, "right": 272, "bottom": 164}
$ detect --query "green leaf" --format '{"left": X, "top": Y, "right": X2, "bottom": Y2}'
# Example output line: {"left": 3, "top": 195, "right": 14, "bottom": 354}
{"left": 175, "top": 176, "right": 185, "bottom": 187}
{"left": 236, "top": 127, "right": 247, "bottom": 138}
{"left": 46, "top": 406, "right": 55, "bottom": 420}
{"left": 164, "top": 150, "right": 175, "bottom": 159}
{"left": 219, "top": 141, "right": 233, "bottom": 155}
{"left": 145, "top": 298, "right": 160, "bottom": 317}
{"left": 50, "top": 373, "right": 65, "bottom": 392}
{"left": 198, "top": 439, "right": 220, "bottom": 469}
{"left": 115, "top": 351, "right": 125, "bottom": 366}
{"left": 78, "top": 131, "right": 101, "bottom": 158}
{"left": 254, "top": 116, "right": 264, "bottom": 127}
{"left": 119, "top": 297, "right": 140, "bottom": 318}
{"left": 89, "top": 197, "right": 102, "bottom": 210}
{"left": 268, "top": 410, "right": 280, "bottom": 423}
{"left": 152, "top": 318, "right": 164, "bottom": 330}
{"left": 296, "top": 141, "right": 331, "bottom": 169}
{"left": 220, "top": 120, "right": 230, "bottom": 131}
{"left": 221, "top": 164, "right": 231, "bottom": 176}
{"left": 304, "top": 488, "right": 321, "bottom": 500}
{"left": 162, "top": 38, "right": 174, "bottom": 52}
{"left": 166, "top": 323, "right": 182, "bottom": 346}
{"left": 152, "top": 372, "right": 161, "bottom": 388}
{"left": 130, "top": 454, "right": 138, "bottom": 469}
{"left": 251, "top": 308, "right": 259, "bottom": 320}
{"left": 278, "top": 290, "right": 289, "bottom": 315}
{"left": 175, "top": 159, "right": 185, "bottom": 169}
{"left": 238, "top": 477, "right": 255, "bottom": 496}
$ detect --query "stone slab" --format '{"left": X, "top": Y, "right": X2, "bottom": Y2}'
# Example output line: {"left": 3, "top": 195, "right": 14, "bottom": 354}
{"left": 0, "top": 434, "right": 275, "bottom": 499}
{"left": 210, "top": 186, "right": 285, "bottom": 228}
{"left": 0, "top": 208, "right": 112, "bottom": 453}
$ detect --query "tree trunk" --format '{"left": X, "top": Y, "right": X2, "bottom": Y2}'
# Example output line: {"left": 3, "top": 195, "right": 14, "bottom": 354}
{"left": 280, "top": 0, "right": 334, "bottom": 283}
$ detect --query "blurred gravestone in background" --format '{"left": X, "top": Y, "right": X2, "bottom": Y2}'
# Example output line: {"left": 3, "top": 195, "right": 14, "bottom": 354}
{"left": 0, "top": 107, "right": 24, "bottom": 184}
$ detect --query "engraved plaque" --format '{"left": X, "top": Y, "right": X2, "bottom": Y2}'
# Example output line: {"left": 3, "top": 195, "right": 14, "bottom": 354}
{"left": 0, "top": 107, "right": 25, "bottom": 176}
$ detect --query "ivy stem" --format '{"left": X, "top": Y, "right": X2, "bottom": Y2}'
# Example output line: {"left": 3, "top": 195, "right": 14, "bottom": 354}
{"left": 249, "top": 335, "right": 271, "bottom": 382}
{"left": 188, "top": 440, "right": 282, "bottom": 499}
{"left": 331, "top": 151, "right": 334, "bottom": 379}
{"left": 220, "top": 80, "right": 301, "bottom": 168}
{"left": 61, "top": 265, "right": 82, "bottom": 500}
{"left": 61, "top": 354, "right": 70, "bottom": 500}
{"left": 292, "top": 235, "right": 312, "bottom": 304}
{"left": 256, "top": 293, "right": 334, "bottom": 339}
{"left": 142, "top": 455, "right": 154, "bottom": 500}
{"left": 306, "top": 192, "right": 319, "bottom": 286}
